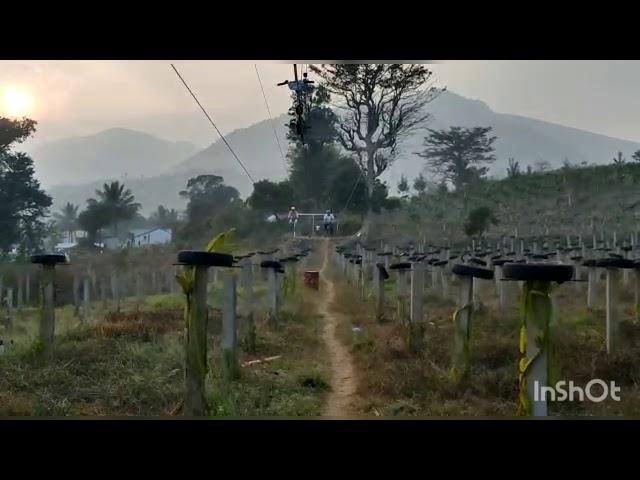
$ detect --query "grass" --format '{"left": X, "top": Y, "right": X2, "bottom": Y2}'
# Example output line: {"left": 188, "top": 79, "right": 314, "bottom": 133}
{"left": 0, "top": 254, "right": 330, "bottom": 417}
{"left": 328, "top": 262, "right": 640, "bottom": 417}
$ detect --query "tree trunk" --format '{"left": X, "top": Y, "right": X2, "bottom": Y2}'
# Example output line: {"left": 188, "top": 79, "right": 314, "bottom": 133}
{"left": 364, "top": 149, "right": 376, "bottom": 235}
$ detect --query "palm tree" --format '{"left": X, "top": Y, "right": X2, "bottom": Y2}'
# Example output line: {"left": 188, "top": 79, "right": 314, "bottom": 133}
{"left": 95, "top": 181, "right": 141, "bottom": 237}
{"left": 149, "top": 205, "right": 179, "bottom": 229}
{"left": 53, "top": 202, "right": 79, "bottom": 243}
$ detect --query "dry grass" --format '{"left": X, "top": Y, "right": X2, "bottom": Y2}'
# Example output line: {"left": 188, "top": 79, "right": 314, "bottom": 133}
{"left": 328, "top": 261, "right": 640, "bottom": 417}
{"left": 0, "top": 249, "right": 331, "bottom": 417}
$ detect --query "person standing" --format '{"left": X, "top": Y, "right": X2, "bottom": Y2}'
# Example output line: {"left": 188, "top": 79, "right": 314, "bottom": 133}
{"left": 288, "top": 206, "right": 299, "bottom": 236}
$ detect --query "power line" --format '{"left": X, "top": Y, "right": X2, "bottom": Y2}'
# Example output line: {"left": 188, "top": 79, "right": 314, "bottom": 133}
{"left": 339, "top": 166, "right": 365, "bottom": 216}
{"left": 170, "top": 64, "right": 256, "bottom": 184}
{"left": 254, "top": 64, "right": 288, "bottom": 176}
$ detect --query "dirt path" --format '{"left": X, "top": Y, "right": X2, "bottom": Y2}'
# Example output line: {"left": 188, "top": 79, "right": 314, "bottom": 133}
{"left": 317, "top": 238, "right": 358, "bottom": 417}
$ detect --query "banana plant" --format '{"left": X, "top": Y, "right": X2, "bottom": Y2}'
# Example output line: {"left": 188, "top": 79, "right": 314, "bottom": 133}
{"left": 175, "top": 228, "right": 236, "bottom": 303}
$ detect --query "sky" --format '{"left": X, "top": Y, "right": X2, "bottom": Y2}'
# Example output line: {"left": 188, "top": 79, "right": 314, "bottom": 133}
{"left": 1, "top": 60, "right": 639, "bottom": 148}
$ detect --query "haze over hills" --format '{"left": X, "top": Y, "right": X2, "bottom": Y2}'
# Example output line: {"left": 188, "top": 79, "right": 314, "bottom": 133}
{"left": 42, "top": 91, "right": 640, "bottom": 214}
{"left": 28, "top": 128, "right": 198, "bottom": 188}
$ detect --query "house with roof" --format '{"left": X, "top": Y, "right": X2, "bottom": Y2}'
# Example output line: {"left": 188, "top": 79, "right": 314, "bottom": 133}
{"left": 124, "top": 227, "right": 172, "bottom": 248}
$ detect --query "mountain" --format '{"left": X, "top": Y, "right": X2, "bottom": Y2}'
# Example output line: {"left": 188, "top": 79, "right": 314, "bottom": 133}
{"left": 29, "top": 128, "right": 198, "bottom": 187}
{"left": 383, "top": 91, "right": 640, "bottom": 186}
{"left": 43, "top": 91, "right": 640, "bottom": 214}
{"left": 172, "top": 116, "right": 290, "bottom": 197}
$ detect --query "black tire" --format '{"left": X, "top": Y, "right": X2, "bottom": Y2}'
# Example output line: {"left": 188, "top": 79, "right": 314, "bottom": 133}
{"left": 31, "top": 254, "right": 67, "bottom": 265}
{"left": 452, "top": 263, "right": 494, "bottom": 280}
{"left": 492, "top": 259, "right": 510, "bottom": 267}
{"left": 376, "top": 263, "right": 390, "bottom": 280}
{"left": 177, "top": 251, "right": 234, "bottom": 267}
{"left": 502, "top": 262, "right": 574, "bottom": 283}
{"left": 469, "top": 257, "right": 487, "bottom": 266}
{"left": 595, "top": 258, "right": 636, "bottom": 269}
{"left": 260, "top": 260, "right": 284, "bottom": 270}
{"left": 389, "top": 262, "right": 412, "bottom": 270}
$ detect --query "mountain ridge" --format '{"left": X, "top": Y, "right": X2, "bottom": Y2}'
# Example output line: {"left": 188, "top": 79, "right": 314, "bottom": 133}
{"left": 43, "top": 90, "right": 640, "bottom": 212}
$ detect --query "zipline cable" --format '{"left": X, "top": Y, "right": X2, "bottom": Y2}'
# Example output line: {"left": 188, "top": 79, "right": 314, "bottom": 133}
{"left": 170, "top": 63, "right": 256, "bottom": 184}
{"left": 338, "top": 166, "right": 365, "bottom": 217}
{"left": 254, "top": 64, "right": 288, "bottom": 176}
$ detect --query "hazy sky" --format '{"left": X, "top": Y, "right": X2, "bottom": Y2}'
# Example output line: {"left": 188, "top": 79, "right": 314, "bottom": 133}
{"left": 1, "top": 60, "right": 639, "bottom": 147}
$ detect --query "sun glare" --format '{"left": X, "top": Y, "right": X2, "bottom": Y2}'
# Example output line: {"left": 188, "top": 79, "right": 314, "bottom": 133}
{"left": 2, "top": 87, "right": 34, "bottom": 117}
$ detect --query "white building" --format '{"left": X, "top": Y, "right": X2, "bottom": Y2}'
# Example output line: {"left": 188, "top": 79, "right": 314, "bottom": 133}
{"left": 126, "top": 228, "right": 172, "bottom": 248}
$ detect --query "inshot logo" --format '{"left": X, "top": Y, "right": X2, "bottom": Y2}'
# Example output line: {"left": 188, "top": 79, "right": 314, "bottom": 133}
{"left": 534, "top": 380, "right": 621, "bottom": 402}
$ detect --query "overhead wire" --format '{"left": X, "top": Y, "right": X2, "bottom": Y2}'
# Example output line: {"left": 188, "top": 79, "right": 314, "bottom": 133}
{"left": 170, "top": 63, "right": 256, "bottom": 184}
{"left": 254, "top": 64, "right": 288, "bottom": 176}
{"left": 338, "top": 165, "right": 365, "bottom": 217}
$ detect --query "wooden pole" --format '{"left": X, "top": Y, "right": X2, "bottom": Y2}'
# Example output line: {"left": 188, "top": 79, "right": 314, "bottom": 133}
{"left": 524, "top": 282, "right": 550, "bottom": 417}
{"left": 184, "top": 265, "right": 209, "bottom": 416}
{"left": 5, "top": 287, "right": 14, "bottom": 334}
{"left": 241, "top": 258, "right": 256, "bottom": 352}
{"left": 605, "top": 268, "right": 621, "bottom": 354}
{"left": 635, "top": 269, "right": 640, "bottom": 322}
{"left": 82, "top": 275, "right": 91, "bottom": 320}
{"left": 396, "top": 269, "right": 409, "bottom": 322}
{"left": 587, "top": 267, "right": 596, "bottom": 310}
{"left": 110, "top": 269, "right": 120, "bottom": 312}
{"left": 453, "top": 276, "right": 473, "bottom": 379}
{"left": 221, "top": 271, "right": 238, "bottom": 380}
{"left": 374, "top": 264, "right": 385, "bottom": 321}
{"left": 73, "top": 271, "right": 81, "bottom": 317}
{"left": 17, "top": 272, "right": 23, "bottom": 311}
{"left": 40, "top": 265, "right": 56, "bottom": 356}
{"left": 267, "top": 268, "right": 279, "bottom": 320}
{"left": 409, "top": 262, "right": 425, "bottom": 351}
{"left": 25, "top": 270, "right": 31, "bottom": 306}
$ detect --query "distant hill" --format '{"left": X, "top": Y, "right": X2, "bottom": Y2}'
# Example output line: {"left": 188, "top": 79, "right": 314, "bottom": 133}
{"left": 384, "top": 91, "right": 640, "bottom": 186}
{"left": 30, "top": 128, "right": 198, "bottom": 187}
{"left": 172, "top": 116, "right": 290, "bottom": 197}
{"left": 43, "top": 91, "right": 640, "bottom": 214}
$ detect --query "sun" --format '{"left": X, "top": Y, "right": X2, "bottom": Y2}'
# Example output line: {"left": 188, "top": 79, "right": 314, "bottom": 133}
{"left": 2, "top": 87, "right": 34, "bottom": 117}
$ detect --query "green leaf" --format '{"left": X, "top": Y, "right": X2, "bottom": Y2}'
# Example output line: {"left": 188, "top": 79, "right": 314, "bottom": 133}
{"left": 206, "top": 228, "right": 236, "bottom": 254}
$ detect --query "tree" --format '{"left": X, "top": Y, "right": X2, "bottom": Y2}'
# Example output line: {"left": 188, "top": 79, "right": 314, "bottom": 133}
{"left": 179, "top": 175, "right": 242, "bottom": 243}
{"left": 463, "top": 206, "right": 498, "bottom": 238}
{"left": 418, "top": 126, "right": 496, "bottom": 192}
{"left": 632, "top": 150, "right": 640, "bottom": 163}
{"left": 312, "top": 64, "right": 442, "bottom": 219}
{"left": 613, "top": 151, "right": 626, "bottom": 166}
{"left": 77, "top": 200, "right": 111, "bottom": 245}
{"left": 534, "top": 160, "right": 551, "bottom": 172}
{"left": 413, "top": 174, "right": 428, "bottom": 196}
{"left": 506, "top": 158, "right": 520, "bottom": 178}
{"left": 286, "top": 85, "right": 344, "bottom": 211}
{"left": 53, "top": 202, "right": 79, "bottom": 243}
{"left": 149, "top": 205, "right": 179, "bottom": 229}
{"left": 397, "top": 175, "right": 409, "bottom": 196}
{"left": 247, "top": 179, "right": 295, "bottom": 213}
{"left": 322, "top": 158, "right": 397, "bottom": 215}
{"left": 0, "top": 117, "right": 52, "bottom": 254}
{"left": 95, "top": 181, "right": 140, "bottom": 236}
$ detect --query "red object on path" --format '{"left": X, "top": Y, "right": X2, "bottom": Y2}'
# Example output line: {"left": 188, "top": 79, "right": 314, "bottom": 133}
{"left": 303, "top": 271, "right": 320, "bottom": 290}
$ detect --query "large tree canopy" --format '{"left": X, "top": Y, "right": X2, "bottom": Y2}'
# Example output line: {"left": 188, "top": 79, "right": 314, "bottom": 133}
{"left": 247, "top": 179, "right": 295, "bottom": 213}
{"left": 0, "top": 117, "right": 52, "bottom": 254}
{"left": 179, "top": 174, "right": 242, "bottom": 244}
{"left": 312, "top": 64, "right": 442, "bottom": 217}
{"left": 417, "top": 126, "right": 497, "bottom": 192}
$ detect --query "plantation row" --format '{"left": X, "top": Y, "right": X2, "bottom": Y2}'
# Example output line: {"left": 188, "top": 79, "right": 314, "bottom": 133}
{"left": 0, "top": 240, "right": 323, "bottom": 416}
{"left": 332, "top": 233, "right": 640, "bottom": 416}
